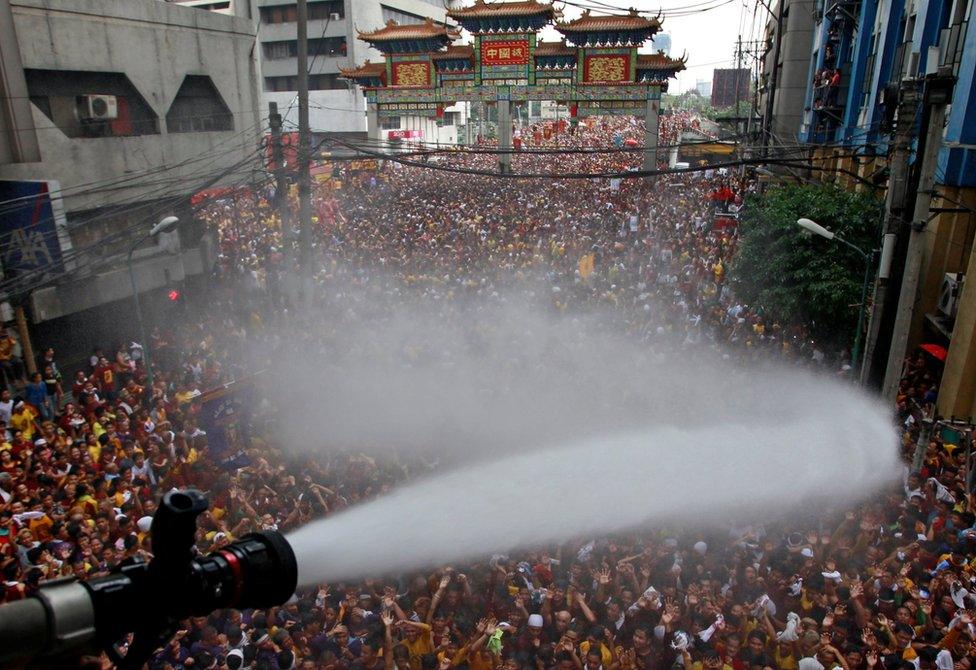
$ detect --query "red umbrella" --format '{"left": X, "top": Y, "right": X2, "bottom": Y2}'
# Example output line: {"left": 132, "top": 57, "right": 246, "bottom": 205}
{"left": 624, "top": 138, "right": 640, "bottom": 147}
{"left": 920, "top": 343, "right": 948, "bottom": 362}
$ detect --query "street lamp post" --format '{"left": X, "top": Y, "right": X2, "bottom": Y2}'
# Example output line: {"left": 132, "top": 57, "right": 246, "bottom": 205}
{"left": 127, "top": 216, "right": 179, "bottom": 396}
{"left": 796, "top": 218, "right": 877, "bottom": 376}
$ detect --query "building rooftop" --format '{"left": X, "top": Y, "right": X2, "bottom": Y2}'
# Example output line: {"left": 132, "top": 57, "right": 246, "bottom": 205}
{"left": 357, "top": 18, "right": 460, "bottom": 43}
{"left": 430, "top": 44, "right": 475, "bottom": 60}
{"left": 447, "top": 0, "right": 559, "bottom": 20}
{"left": 636, "top": 52, "right": 687, "bottom": 70}
{"left": 533, "top": 40, "right": 576, "bottom": 56}
{"left": 556, "top": 9, "right": 661, "bottom": 33}
{"left": 339, "top": 60, "right": 387, "bottom": 79}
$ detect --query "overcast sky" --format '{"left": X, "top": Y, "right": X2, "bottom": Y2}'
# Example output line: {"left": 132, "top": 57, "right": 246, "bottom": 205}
{"left": 534, "top": 0, "right": 765, "bottom": 93}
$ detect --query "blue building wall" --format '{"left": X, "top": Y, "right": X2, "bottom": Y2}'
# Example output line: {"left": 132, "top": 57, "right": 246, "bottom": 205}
{"left": 798, "top": 0, "right": 976, "bottom": 189}
{"left": 939, "top": 5, "right": 976, "bottom": 187}
{"left": 838, "top": 0, "right": 880, "bottom": 142}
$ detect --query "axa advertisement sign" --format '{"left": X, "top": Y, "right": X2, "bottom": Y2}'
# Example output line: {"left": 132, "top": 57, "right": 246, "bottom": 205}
{"left": 0, "top": 180, "right": 70, "bottom": 281}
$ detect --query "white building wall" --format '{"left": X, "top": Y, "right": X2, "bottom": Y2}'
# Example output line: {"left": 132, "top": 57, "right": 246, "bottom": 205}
{"left": 245, "top": 0, "right": 453, "bottom": 133}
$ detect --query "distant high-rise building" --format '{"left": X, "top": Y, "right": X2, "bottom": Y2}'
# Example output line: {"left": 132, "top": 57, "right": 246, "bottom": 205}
{"left": 711, "top": 68, "right": 750, "bottom": 108}
{"left": 651, "top": 32, "right": 671, "bottom": 55}
{"left": 695, "top": 79, "right": 712, "bottom": 97}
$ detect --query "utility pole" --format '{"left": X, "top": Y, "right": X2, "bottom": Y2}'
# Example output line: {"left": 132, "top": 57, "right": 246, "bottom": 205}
{"left": 268, "top": 102, "right": 289, "bottom": 219}
{"left": 296, "top": 0, "right": 314, "bottom": 305}
{"left": 14, "top": 304, "right": 35, "bottom": 376}
{"left": 268, "top": 102, "right": 291, "bottom": 304}
{"left": 881, "top": 71, "right": 955, "bottom": 402}
{"left": 734, "top": 36, "right": 743, "bottom": 136}
{"left": 742, "top": 40, "right": 760, "bottom": 178}
{"left": 762, "top": 0, "right": 784, "bottom": 155}
{"left": 860, "top": 82, "right": 917, "bottom": 386}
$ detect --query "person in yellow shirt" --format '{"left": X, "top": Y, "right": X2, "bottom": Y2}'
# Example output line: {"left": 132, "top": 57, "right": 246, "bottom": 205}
{"left": 396, "top": 619, "right": 434, "bottom": 670}
{"left": 772, "top": 640, "right": 799, "bottom": 670}
{"left": 579, "top": 628, "right": 613, "bottom": 667}
{"left": 91, "top": 417, "right": 106, "bottom": 440}
{"left": 692, "top": 649, "right": 734, "bottom": 670}
{"left": 28, "top": 512, "right": 53, "bottom": 542}
{"left": 75, "top": 483, "right": 98, "bottom": 517}
{"left": 87, "top": 433, "right": 103, "bottom": 464}
{"left": 9, "top": 402, "right": 38, "bottom": 441}
{"left": 444, "top": 619, "right": 493, "bottom": 670}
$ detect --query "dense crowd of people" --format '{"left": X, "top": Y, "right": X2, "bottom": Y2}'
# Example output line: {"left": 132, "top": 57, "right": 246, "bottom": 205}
{"left": 0, "top": 114, "right": 962, "bottom": 670}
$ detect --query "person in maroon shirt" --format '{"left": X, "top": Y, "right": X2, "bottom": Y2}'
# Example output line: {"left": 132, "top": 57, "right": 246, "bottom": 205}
{"left": 92, "top": 357, "right": 116, "bottom": 400}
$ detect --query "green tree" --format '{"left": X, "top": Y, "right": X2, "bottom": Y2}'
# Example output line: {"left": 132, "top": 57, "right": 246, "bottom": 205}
{"left": 729, "top": 183, "right": 883, "bottom": 346}
{"left": 715, "top": 100, "right": 753, "bottom": 120}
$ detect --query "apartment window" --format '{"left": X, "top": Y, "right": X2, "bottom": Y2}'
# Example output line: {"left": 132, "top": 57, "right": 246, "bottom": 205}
{"left": 263, "top": 37, "right": 347, "bottom": 60}
{"left": 862, "top": 34, "right": 877, "bottom": 94}
{"left": 380, "top": 4, "right": 450, "bottom": 27}
{"left": 308, "top": 0, "right": 344, "bottom": 20}
{"left": 264, "top": 41, "right": 295, "bottom": 59}
{"left": 889, "top": 41, "right": 909, "bottom": 84}
{"left": 260, "top": 1, "right": 343, "bottom": 24}
{"left": 942, "top": 20, "right": 969, "bottom": 75}
{"left": 265, "top": 73, "right": 345, "bottom": 91}
{"left": 380, "top": 116, "right": 401, "bottom": 129}
{"left": 310, "top": 73, "right": 345, "bottom": 90}
{"left": 310, "top": 37, "right": 346, "bottom": 58}
{"left": 265, "top": 76, "right": 296, "bottom": 92}
{"left": 381, "top": 5, "right": 426, "bottom": 24}
{"left": 24, "top": 68, "right": 159, "bottom": 137}
{"left": 166, "top": 75, "right": 233, "bottom": 133}
{"left": 260, "top": 4, "right": 296, "bottom": 23}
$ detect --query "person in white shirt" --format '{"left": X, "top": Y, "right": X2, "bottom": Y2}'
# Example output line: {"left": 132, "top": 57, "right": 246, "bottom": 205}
{"left": 0, "top": 472, "right": 11, "bottom": 503}
{"left": 0, "top": 389, "right": 13, "bottom": 426}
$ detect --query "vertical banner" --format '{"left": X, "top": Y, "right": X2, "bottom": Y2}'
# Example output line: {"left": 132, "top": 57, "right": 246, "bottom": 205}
{"left": 197, "top": 377, "right": 255, "bottom": 467}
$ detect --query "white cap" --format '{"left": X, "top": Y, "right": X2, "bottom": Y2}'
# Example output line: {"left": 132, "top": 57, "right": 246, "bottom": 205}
{"left": 137, "top": 516, "right": 153, "bottom": 533}
{"left": 694, "top": 541, "right": 708, "bottom": 555}
{"left": 800, "top": 547, "right": 814, "bottom": 558}
{"left": 528, "top": 614, "right": 544, "bottom": 628}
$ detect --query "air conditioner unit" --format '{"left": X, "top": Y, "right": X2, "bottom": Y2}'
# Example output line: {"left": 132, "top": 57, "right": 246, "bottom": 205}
{"left": 905, "top": 51, "right": 920, "bottom": 78}
{"left": 938, "top": 272, "right": 965, "bottom": 318}
{"left": 79, "top": 94, "right": 118, "bottom": 121}
{"left": 330, "top": 12, "right": 341, "bottom": 20}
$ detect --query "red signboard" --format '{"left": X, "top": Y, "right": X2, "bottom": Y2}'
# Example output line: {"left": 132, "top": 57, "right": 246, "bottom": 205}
{"left": 387, "top": 129, "right": 424, "bottom": 140}
{"left": 583, "top": 54, "right": 632, "bottom": 83}
{"left": 392, "top": 61, "right": 431, "bottom": 87}
{"left": 480, "top": 39, "right": 530, "bottom": 66}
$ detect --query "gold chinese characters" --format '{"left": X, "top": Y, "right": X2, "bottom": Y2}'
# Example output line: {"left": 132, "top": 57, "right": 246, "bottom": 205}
{"left": 586, "top": 56, "right": 628, "bottom": 83}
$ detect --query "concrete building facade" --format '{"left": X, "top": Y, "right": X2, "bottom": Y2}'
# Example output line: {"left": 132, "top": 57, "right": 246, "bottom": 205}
{"left": 0, "top": 0, "right": 263, "bottom": 366}
{"left": 171, "top": 0, "right": 465, "bottom": 142}
{"left": 759, "top": 0, "right": 816, "bottom": 143}
{"left": 788, "top": 0, "right": 976, "bottom": 417}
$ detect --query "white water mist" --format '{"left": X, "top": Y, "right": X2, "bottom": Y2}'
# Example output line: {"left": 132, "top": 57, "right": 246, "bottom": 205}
{"left": 272, "top": 283, "right": 900, "bottom": 585}
{"left": 287, "top": 389, "right": 897, "bottom": 584}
